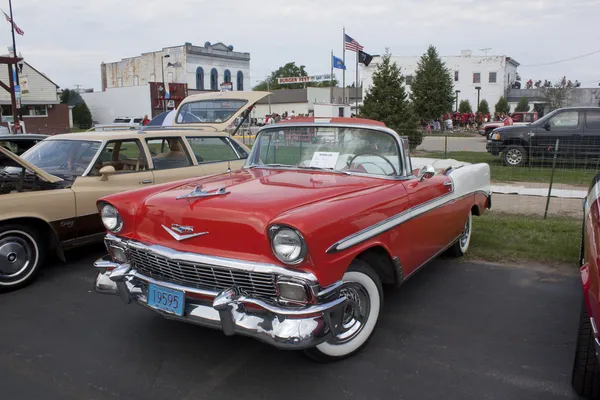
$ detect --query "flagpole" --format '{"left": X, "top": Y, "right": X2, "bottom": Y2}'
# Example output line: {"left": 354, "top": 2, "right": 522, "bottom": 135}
{"left": 8, "top": 0, "right": 20, "bottom": 118}
{"left": 330, "top": 49, "right": 334, "bottom": 104}
{"left": 355, "top": 50, "right": 359, "bottom": 115}
{"left": 342, "top": 26, "right": 345, "bottom": 107}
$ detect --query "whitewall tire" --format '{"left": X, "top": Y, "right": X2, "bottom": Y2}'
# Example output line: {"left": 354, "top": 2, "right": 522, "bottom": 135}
{"left": 304, "top": 260, "right": 383, "bottom": 362}
{"left": 0, "top": 225, "right": 44, "bottom": 291}
{"left": 448, "top": 211, "right": 472, "bottom": 257}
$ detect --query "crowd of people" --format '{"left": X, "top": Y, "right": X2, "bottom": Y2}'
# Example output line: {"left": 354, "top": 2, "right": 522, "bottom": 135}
{"left": 424, "top": 111, "right": 516, "bottom": 132}
{"left": 520, "top": 76, "right": 581, "bottom": 89}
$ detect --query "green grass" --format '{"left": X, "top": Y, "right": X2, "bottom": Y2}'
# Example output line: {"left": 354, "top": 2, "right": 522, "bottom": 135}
{"left": 467, "top": 213, "right": 581, "bottom": 264}
{"left": 422, "top": 151, "right": 599, "bottom": 185}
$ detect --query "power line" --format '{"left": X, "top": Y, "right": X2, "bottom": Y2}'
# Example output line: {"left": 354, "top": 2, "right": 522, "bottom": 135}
{"left": 520, "top": 49, "right": 600, "bottom": 67}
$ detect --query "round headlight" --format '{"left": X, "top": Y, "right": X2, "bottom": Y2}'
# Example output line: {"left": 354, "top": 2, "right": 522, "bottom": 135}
{"left": 100, "top": 204, "right": 123, "bottom": 233}
{"left": 271, "top": 227, "right": 306, "bottom": 264}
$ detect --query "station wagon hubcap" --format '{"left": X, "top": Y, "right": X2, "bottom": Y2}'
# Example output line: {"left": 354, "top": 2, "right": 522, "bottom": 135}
{"left": 0, "top": 235, "right": 32, "bottom": 278}
{"left": 506, "top": 149, "right": 523, "bottom": 165}
{"left": 334, "top": 284, "right": 371, "bottom": 344}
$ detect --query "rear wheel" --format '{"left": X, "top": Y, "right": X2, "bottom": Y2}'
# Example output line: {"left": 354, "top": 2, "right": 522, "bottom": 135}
{"left": 572, "top": 298, "right": 600, "bottom": 399}
{"left": 447, "top": 211, "right": 472, "bottom": 257}
{"left": 502, "top": 145, "right": 527, "bottom": 167}
{"left": 304, "top": 260, "right": 383, "bottom": 363}
{"left": 0, "top": 225, "right": 45, "bottom": 291}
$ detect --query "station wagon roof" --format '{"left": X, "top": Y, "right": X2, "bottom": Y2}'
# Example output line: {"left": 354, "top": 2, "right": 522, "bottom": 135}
{"left": 43, "top": 128, "right": 232, "bottom": 142}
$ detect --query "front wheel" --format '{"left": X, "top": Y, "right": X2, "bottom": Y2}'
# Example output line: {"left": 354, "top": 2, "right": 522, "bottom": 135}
{"left": 304, "top": 260, "right": 383, "bottom": 362}
{"left": 572, "top": 298, "right": 600, "bottom": 399}
{"left": 502, "top": 145, "right": 528, "bottom": 167}
{"left": 0, "top": 225, "right": 45, "bottom": 291}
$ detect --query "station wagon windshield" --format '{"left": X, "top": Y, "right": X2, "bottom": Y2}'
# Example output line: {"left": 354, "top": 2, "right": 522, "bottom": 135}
{"left": 176, "top": 99, "right": 248, "bottom": 124}
{"left": 247, "top": 126, "right": 402, "bottom": 176}
{"left": 3, "top": 140, "right": 100, "bottom": 178}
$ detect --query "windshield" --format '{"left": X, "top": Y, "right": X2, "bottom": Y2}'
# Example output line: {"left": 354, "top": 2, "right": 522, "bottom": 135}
{"left": 176, "top": 99, "right": 248, "bottom": 124}
{"left": 3, "top": 140, "right": 101, "bottom": 178}
{"left": 247, "top": 126, "right": 402, "bottom": 177}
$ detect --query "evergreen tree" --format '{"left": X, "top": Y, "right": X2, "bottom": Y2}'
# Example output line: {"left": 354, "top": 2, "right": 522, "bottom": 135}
{"left": 478, "top": 99, "right": 490, "bottom": 116}
{"left": 410, "top": 45, "right": 454, "bottom": 120}
{"left": 458, "top": 100, "right": 472, "bottom": 113}
{"left": 495, "top": 96, "right": 510, "bottom": 114}
{"left": 73, "top": 103, "right": 92, "bottom": 129}
{"left": 515, "top": 96, "right": 530, "bottom": 112}
{"left": 361, "top": 49, "right": 421, "bottom": 149}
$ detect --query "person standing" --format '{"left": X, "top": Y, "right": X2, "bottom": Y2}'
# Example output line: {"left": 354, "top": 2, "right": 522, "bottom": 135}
{"left": 142, "top": 115, "right": 150, "bottom": 126}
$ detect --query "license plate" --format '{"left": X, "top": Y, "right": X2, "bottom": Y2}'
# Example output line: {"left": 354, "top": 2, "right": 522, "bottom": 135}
{"left": 147, "top": 283, "right": 185, "bottom": 316}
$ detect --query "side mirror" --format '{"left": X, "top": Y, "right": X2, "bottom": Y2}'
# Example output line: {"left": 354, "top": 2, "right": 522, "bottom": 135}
{"left": 544, "top": 122, "right": 551, "bottom": 131}
{"left": 99, "top": 165, "right": 116, "bottom": 181}
{"left": 418, "top": 165, "right": 435, "bottom": 181}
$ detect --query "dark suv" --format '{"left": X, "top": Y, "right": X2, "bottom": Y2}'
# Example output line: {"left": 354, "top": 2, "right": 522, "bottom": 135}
{"left": 486, "top": 107, "right": 600, "bottom": 167}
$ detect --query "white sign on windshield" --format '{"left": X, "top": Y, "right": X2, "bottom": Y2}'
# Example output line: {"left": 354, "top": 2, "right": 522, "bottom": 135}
{"left": 309, "top": 152, "right": 339, "bottom": 169}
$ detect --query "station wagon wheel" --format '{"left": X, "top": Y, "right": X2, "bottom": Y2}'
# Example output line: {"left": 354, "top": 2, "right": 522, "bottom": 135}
{"left": 502, "top": 145, "right": 527, "bottom": 167}
{"left": 304, "top": 260, "right": 382, "bottom": 362}
{"left": 0, "top": 225, "right": 45, "bottom": 291}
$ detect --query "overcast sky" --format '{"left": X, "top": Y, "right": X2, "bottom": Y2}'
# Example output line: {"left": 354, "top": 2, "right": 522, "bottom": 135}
{"left": 4, "top": 0, "right": 599, "bottom": 91}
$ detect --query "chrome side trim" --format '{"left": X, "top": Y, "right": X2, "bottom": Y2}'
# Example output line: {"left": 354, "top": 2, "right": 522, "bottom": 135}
{"left": 326, "top": 190, "right": 489, "bottom": 253}
{"left": 105, "top": 234, "right": 318, "bottom": 282}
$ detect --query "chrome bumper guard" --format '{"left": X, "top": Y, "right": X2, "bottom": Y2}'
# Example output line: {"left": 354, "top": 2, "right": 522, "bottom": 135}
{"left": 94, "top": 255, "right": 347, "bottom": 350}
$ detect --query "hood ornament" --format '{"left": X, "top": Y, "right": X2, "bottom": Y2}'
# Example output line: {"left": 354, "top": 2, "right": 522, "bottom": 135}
{"left": 176, "top": 185, "right": 230, "bottom": 200}
{"left": 162, "top": 224, "right": 208, "bottom": 241}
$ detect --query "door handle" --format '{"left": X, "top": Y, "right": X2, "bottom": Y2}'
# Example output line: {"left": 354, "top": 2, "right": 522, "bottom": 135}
{"left": 443, "top": 181, "right": 454, "bottom": 187}
{"left": 140, "top": 179, "right": 153, "bottom": 184}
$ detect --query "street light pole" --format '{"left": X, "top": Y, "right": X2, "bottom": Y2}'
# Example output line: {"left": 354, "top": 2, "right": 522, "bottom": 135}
{"left": 455, "top": 90, "right": 461, "bottom": 112}
{"left": 161, "top": 54, "right": 170, "bottom": 112}
{"left": 266, "top": 80, "right": 271, "bottom": 114}
{"left": 475, "top": 86, "right": 481, "bottom": 112}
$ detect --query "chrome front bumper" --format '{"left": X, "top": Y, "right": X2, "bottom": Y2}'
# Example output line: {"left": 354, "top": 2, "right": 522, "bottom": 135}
{"left": 95, "top": 256, "right": 347, "bottom": 350}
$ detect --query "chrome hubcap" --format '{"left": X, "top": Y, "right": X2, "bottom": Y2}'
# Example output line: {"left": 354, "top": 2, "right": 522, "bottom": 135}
{"left": 0, "top": 235, "right": 32, "bottom": 278}
{"left": 506, "top": 149, "right": 522, "bottom": 165}
{"left": 333, "top": 283, "right": 371, "bottom": 344}
{"left": 460, "top": 217, "right": 471, "bottom": 248}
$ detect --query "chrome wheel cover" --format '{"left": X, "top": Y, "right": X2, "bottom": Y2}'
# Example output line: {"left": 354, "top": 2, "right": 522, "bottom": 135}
{"left": 0, "top": 233, "right": 34, "bottom": 279}
{"left": 460, "top": 216, "right": 471, "bottom": 248}
{"left": 505, "top": 148, "right": 523, "bottom": 165}
{"left": 331, "top": 283, "right": 371, "bottom": 344}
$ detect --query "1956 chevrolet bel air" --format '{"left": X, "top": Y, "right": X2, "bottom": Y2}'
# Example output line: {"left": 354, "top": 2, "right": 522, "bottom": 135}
{"left": 94, "top": 118, "right": 491, "bottom": 362}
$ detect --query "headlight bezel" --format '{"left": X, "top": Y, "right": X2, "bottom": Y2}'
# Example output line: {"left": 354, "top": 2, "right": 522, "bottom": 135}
{"left": 268, "top": 225, "right": 307, "bottom": 265}
{"left": 99, "top": 202, "right": 123, "bottom": 233}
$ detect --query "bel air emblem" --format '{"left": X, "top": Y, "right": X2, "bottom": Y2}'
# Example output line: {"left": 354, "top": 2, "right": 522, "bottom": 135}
{"left": 162, "top": 224, "right": 208, "bottom": 241}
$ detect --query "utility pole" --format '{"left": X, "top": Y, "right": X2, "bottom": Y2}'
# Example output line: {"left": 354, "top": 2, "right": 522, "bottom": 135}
{"left": 8, "top": 0, "right": 20, "bottom": 119}
{"left": 74, "top": 84, "right": 83, "bottom": 93}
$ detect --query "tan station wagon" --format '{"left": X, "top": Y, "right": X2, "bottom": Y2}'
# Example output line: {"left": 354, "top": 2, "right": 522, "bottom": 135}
{"left": 0, "top": 91, "right": 269, "bottom": 289}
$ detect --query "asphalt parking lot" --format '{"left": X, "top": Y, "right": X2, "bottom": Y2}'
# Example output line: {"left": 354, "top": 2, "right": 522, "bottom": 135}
{"left": 0, "top": 245, "right": 583, "bottom": 400}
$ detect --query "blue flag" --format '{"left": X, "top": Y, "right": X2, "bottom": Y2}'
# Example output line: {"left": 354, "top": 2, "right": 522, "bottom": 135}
{"left": 332, "top": 55, "right": 346, "bottom": 70}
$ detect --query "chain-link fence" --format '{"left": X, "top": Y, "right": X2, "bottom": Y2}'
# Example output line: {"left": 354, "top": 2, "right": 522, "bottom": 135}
{"left": 415, "top": 134, "right": 596, "bottom": 219}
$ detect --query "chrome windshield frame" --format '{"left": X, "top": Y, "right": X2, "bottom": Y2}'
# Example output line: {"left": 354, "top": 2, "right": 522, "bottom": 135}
{"left": 245, "top": 123, "right": 411, "bottom": 179}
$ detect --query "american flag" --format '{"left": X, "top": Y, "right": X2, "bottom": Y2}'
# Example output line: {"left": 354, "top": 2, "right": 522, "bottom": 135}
{"left": 344, "top": 34, "right": 363, "bottom": 52}
{"left": 2, "top": 11, "right": 24, "bottom": 36}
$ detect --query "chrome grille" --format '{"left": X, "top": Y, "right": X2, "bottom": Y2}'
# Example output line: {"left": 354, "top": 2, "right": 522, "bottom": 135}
{"left": 128, "top": 247, "right": 278, "bottom": 299}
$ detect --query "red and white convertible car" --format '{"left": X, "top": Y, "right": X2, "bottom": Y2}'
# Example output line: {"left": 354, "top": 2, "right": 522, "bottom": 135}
{"left": 94, "top": 117, "right": 491, "bottom": 361}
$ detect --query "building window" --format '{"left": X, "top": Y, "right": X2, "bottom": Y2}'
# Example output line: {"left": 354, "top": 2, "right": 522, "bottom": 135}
{"left": 167, "top": 72, "right": 173, "bottom": 83}
{"left": 210, "top": 68, "right": 218, "bottom": 90}
{"left": 133, "top": 75, "right": 139, "bottom": 85}
{"left": 405, "top": 75, "right": 413, "bottom": 86}
{"left": 149, "top": 73, "right": 156, "bottom": 83}
{"left": 237, "top": 71, "right": 244, "bottom": 91}
{"left": 454, "top": 71, "right": 459, "bottom": 82}
{"left": 473, "top": 73, "right": 481, "bottom": 84}
{"left": 196, "top": 67, "right": 204, "bottom": 90}
{"left": 24, "top": 105, "right": 48, "bottom": 117}
{"left": 117, "top": 77, "right": 123, "bottom": 87}
{"left": 489, "top": 72, "right": 497, "bottom": 83}
{"left": 224, "top": 69, "right": 231, "bottom": 83}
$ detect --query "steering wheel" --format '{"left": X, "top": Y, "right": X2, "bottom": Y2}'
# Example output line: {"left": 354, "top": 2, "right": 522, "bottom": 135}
{"left": 348, "top": 153, "right": 398, "bottom": 176}
{"left": 72, "top": 163, "right": 87, "bottom": 172}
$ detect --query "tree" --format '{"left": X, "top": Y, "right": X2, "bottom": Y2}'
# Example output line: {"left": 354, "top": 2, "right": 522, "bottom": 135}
{"left": 494, "top": 96, "right": 510, "bottom": 114}
{"left": 410, "top": 45, "right": 455, "bottom": 120}
{"left": 542, "top": 82, "right": 572, "bottom": 111}
{"left": 458, "top": 100, "right": 472, "bottom": 113}
{"left": 254, "top": 62, "right": 338, "bottom": 91}
{"left": 478, "top": 99, "right": 490, "bottom": 116}
{"left": 60, "top": 89, "right": 84, "bottom": 106}
{"left": 515, "top": 96, "right": 530, "bottom": 112}
{"left": 73, "top": 103, "right": 92, "bottom": 129}
{"left": 361, "top": 49, "right": 421, "bottom": 149}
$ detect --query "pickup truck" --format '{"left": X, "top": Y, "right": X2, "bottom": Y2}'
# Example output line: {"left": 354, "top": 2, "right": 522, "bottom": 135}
{"left": 479, "top": 112, "right": 539, "bottom": 137}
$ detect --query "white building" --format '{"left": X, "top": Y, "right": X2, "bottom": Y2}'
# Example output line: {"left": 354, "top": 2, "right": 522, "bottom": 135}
{"left": 361, "top": 50, "right": 520, "bottom": 112}
{"left": 101, "top": 42, "right": 251, "bottom": 92}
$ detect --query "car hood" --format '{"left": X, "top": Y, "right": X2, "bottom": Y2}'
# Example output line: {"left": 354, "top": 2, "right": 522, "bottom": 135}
{"left": 493, "top": 125, "right": 531, "bottom": 135}
{"left": 0, "top": 146, "right": 63, "bottom": 183}
{"left": 130, "top": 168, "right": 386, "bottom": 261}
{"left": 173, "top": 91, "right": 270, "bottom": 132}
